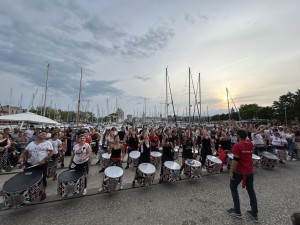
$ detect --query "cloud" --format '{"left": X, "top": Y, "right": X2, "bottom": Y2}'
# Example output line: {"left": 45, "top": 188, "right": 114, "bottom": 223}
{"left": 120, "top": 27, "right": 175, "bottom": 59}
{"left": 133, "top": 76, "right": 151, "bottom": 82}
{"left": 184, "top": 13, "right": 196, "bottom": 24}
{"left": 0, "top": 1, "right": 175, "bottom": 103}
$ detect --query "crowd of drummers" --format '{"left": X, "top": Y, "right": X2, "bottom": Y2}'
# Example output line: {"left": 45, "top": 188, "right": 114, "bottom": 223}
{"left": 1, "top": 122, "right": 300, "bottom": 199}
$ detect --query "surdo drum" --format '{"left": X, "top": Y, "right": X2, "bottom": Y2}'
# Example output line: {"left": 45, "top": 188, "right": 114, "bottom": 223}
{"left": 2, "top": 170, "right": 43, "bottom": 208}
{"left": 205, "top": 155, "right": 222, "bottom": 174}
{"left": 137, "top": 163, "right": 156, "bottom": 186}
{"left": 184, "top": 159, "right": 202, "bottom": 179}
{"left": 150, "top": 151, "right": 162, "bottom": 166}
{"left": 259, "top": 151, "right": 279, "bottom": 168}
{"left": 57, "top": 170, "right": 85, "bottom": 198}
{"left": 101, "top": 166, "right": 124, "bottom": 192}
{"left": 162, "top": 161, "right": 181, "bottom": 182}
{"left": 274, "top": 148, "right": 288, "bottom": 161}
{"left": 47, "top": 160, "right": 58, "bottom": 178}
{"left": 101, "top": 153, "right": 111, "bottom": 169}
{"left": 129, "top": 151, "right": 141, "bottom": 167}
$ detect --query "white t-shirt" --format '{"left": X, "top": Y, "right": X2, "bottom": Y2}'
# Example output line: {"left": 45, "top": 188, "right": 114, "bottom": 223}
{"left": 25, "top": 141, "right": 53, "bottom": 165}
{"left": 26, "top": 129, "right": 34, "bottom": 139}
{"left": 73, "top": 143, "right": 90, "bottom": 164}
{"left": 251, "top": 133, "right": 265, "bottom": 145}
{"left": 271, "top": 136, "right": 287, "bottom": 147}
{"left": 50, "top": 139, "right": 62, "bottom": 154}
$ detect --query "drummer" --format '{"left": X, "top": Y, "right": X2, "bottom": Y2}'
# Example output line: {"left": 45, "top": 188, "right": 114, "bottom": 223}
{"left": 125, "top": 131, "right": 139, "bottom": 169}
{"left": 271, "top": 132, "right": 287, "bottom": 164}
{"left": 149, "top": 129, "right": 160, "bottom": 151}
{"left": 49, "top": 132, "right": 63, "bottom": 179}
{"left": 18, "top": 132, "right": 53, "bottom": 200}
{"left": 180, "top": 130, "right": 194, "bottom": 173}
{"left": 69, "top": 134, "right": 91, "bottom": 195}
{"left": 132, "top": 134, "right": 151, "bottom": 187}
{"left": 159, "top": 134, "right": 174, "bottom": 183}
{"left": 108, "top": 135, "right": 125, "bottom": 168}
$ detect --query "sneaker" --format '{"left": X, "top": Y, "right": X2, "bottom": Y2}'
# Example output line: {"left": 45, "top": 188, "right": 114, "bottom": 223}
{"left": 279, "top": 160, "right": 285, "bottom": 164}
{"left": 132, "top": 181, "right": 135, "bottom": 187}
{"left": 60, "top": 163, "right": 64, "bottom": 169}
{"left": 125, "top": 165, "right": 129, "bottom": 170}
{"left": 292, "top": 158, "right": 297, "bottom": 161}
{"left": 0, "top": 169, "right": 5, "bottom": 173}
{"left": 226, "top": 208, "right": 242, "bottom": 219}
{"left": 246, "top": 210, "right": 258, "bottom": 223}
{"left": 98, "top": 188, "right": 103, "bottom": 193}
{"left": 83, "top": 188, "right": 87, "bottom": 195}
{"left": 96, "top": 160, "right": 100, "bottom": 165}
{"left": 40, "top": 192, "right": 47, "bottom": 200}
{"left": 53, "top": 174, "right": 57, "bottom": 181}
{"left": 99, "top": 168, "right": 105, "bottom": 173}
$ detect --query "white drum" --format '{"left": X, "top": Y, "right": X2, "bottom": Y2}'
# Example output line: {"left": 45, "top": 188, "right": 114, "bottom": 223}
{"left": 158, "top": 147, "right": 163, "bottom": 153}
{"left": 101, "top": 153, "right": 111, "bottom": 169}
{"left": 252, "top": 154, "right": 261, "bottom": 160}
{"left": 129, "top": 151, "right": 141, "bottom": 167}
{"left": 205, "top": 155, "right": 222, "bottom": 174}
{"left": 137, "top": 163, "right": 156, "bottom": 186}
{"left": 150, "top": 151, "right": 162, "bottom": 166}
{"left": 184, "top": 159, "right": 202, "bottom": 179}
{"left": 101, "top": 166, "right": 124, "bottom": 192}
{"left": 173, "top": 148, "right": 179, "bottom": 160}
{"left": 162, "top": 161, "right": 181, "bottom": 182}
{"left": 226, "top": 153, "right": 234, "bottom": 167}
{"left": 193, "top": 149, "right": 199, "bottom": 159}
{"left": 259, "top": 151, "right": 279, "bottom": 168}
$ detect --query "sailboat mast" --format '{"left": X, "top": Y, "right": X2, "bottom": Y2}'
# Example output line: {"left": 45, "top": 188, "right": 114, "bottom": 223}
{"left": 189, "top": 68, "right": 191, "bottom": 124}
{"left": 166, "top": 68, "right": 168, "bottom": 123}
{"left": 226, "top": 87, "right": 231, "bottom": 120}
{"left": 198, "top": 73, "right": 201, "bottom": 124}
{"left": 76, "top": 68, "right": 83, "bottom": 128}
{"left": 43, "top": 64, "right": 50, "bottom": 116}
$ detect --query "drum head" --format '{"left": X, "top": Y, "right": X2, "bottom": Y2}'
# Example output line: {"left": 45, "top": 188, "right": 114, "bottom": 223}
{"left": 207, "top": 155, "right": 222, "bottom": 164}
{"left": 261, "top": 151, "right": 279, "bottom": 160}
{"left": 102, "top": 153, "right": 111, "bottom": 159}
{"left": 129, "top": 151, "right": 141, "bottom": 158}
{"left": 185, "top": 159, "right": 201, "bottom": 167}
{"left": 174, "top": 148, "right": 179, "bottom": 152}
{"left": 252, "top": 154, "right": 261, "bottom": 160}
{"left": 227, "top": 153, "right": 234, "bottom": 159}
{"left": 58, "top": 170, "right": 85, "bottom": 182}
{"left": 175, "top": 146, "right": 179, "bottom": 149}
{"left": 138, "top": 163, "right": 156, "bottom": 174}
{"left": 150, "top": 151, "right": 162, "bottom": 157}
{"left": 3, "top": 170, "right": 43, "bottom": 193}
{"left": 105, "top": 166, "right": 124, "bottom": 178}
{"left": 164, "top": 161, "right": 180, "bottom": 170}
{"left": 158, "top": 147, "right": 163, "bottom": 151}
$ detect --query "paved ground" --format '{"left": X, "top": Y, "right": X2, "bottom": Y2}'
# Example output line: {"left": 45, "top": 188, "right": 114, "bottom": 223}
{"left": 0, "top": 153, "right": 299, "bottom": 225}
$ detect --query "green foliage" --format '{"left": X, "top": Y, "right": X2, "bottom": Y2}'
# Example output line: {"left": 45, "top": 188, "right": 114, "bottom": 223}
{"left": 210, "top": 89, "right": 300, "bottom": 123}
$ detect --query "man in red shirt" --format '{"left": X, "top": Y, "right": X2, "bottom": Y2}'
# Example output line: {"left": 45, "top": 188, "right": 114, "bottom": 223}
{"left": 226, "top": 129, "right": 258, "bottom": 223}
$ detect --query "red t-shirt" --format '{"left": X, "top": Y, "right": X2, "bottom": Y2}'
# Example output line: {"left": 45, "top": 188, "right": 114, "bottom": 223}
{"left": 149, "top": 135, "right": 159, "bottom": 146}
{"left": 232, "top": 139, "right": 254, "bottom": 174}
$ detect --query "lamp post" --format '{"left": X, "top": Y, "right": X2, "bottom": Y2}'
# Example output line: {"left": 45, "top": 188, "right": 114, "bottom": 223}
{"left": 284, "top": 106, "right": 287, "bottom": 125}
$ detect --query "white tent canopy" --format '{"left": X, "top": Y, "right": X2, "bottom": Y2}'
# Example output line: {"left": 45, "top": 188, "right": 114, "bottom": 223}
{"left": 0, "top": 112, "right": 58, "bottom": 125}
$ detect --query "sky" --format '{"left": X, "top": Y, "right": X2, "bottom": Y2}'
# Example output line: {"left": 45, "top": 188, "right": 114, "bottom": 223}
{"left": 0, "top": 0, "right": 300, "bottom": 119}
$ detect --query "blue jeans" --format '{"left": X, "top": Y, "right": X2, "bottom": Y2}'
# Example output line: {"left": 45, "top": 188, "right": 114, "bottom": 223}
{"left": 287, "top": 140, "right": 297, "bottom": 159}
{"left": 230, "top": 172, "right": 258, "bottom": 216}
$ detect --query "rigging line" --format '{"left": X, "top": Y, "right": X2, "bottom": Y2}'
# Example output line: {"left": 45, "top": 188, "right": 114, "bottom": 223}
{"left": 176, "top": 70, "right": 190, "bottom": 116}
{"left": 167, "top": 73, "right": 178, "bottom": 127}
{"left": 190, "top": 72, "right": 200, "bottom": 124}
{"left": 228, "top": 90, "right": 242, "bottom": 120}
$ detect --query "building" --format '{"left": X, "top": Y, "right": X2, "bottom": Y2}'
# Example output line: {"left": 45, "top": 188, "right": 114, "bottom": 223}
{"left": 127, "top": 114, "right": 133, "bottom": 122}
{"left": 116, "top": 107, "right": 124, "bottom": 123}
{"left": 0, "top": 105, "right": 24, "bottom": 116}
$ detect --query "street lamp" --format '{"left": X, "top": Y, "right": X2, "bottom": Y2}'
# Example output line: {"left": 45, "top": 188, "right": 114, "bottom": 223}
{"left": 284, "top": 106, "right": 287, "bottom": 125}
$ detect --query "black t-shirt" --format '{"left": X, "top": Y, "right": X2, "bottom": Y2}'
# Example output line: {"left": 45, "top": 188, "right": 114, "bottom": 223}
{"left": 118, "top": 131, "right": 126, "bottom": 141}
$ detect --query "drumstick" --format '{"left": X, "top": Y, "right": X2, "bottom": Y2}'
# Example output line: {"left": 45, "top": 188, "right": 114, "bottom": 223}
{"left": 25, "top": 164, "right": 40, "bottom": 170}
